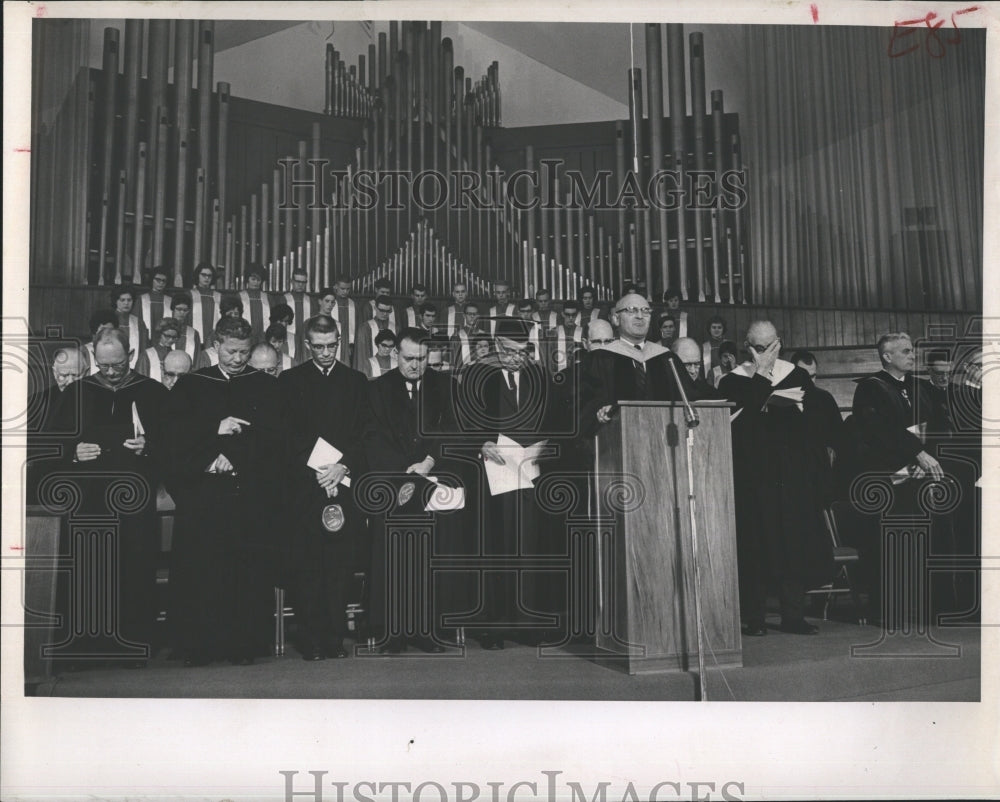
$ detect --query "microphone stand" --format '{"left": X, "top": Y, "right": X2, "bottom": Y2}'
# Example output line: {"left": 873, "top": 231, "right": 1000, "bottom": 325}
{"left": 668, "top": 358, "right": 708, "bottom": 701}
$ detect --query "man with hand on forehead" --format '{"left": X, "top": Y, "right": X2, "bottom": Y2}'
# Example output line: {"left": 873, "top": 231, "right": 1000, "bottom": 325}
{"left": 718, "top": 320, "right": 832, "bottom": 638}
{"left": 162, "top": 316, "right": 287, "bottom": 667}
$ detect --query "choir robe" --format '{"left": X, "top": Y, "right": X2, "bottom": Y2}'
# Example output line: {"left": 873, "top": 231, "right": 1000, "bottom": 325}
{"left": 190, "top": 288, "right": 221, "bottom": 344}
{"left": 444, "top": 304, "right": 466, "bottom": 336}
{"left": 487, "top": 303, "right": 516, "bottom": 334}
{"left": 281, "top": 290, "right": 316, "bottom": 357}
{"left": 451, "top": 357, "right": 564, "bottom": 640}
{"left": 353, "top": 317, "right": 396, "bottom": 373}
{"left": 365, "top": 352, "right": 398, "bottom": 379}
{"left": 59, "top": 372, "right": 169, "bottom": 657}
{"left": 573, "top": 307, "right": 605, "bottom": 339}
{"left": 329, "top": 297, "right": 358, "bottom": 365}
{"left": 176, "top": 325, "right": 210, "bottom": 369}
{"left": 117, "top": 313, "right": 149, "bottom": 369}
{"left": 161, "top": 365, "right": 287, "bottom": 661}
{"left": 279, "top": 360, "right": 369, "bottom": 655}
{"left": 545, "top": 323, "right": 583, "bottom": 374}
{"left": 449, "top": 327, "right": 479, "bottom": 371}
{"left": 138, "top": 290, "right": 167, "bottom": 331}
{"left": 238, "top": 289, "right": 272, "bottom": 342}
{"left": 718, "top": 360, "right": 834, "bottom": 626}
{"left": 138, "top": 345, "right": 172, "bottom": 383}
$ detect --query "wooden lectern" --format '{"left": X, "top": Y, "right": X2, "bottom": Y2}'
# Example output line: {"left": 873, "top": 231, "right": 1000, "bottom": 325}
{"left": 594, "top": 401, "right": 742, "bottom": 674}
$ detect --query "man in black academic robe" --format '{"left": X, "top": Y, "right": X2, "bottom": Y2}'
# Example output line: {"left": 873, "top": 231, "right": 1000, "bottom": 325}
{"left": 718, "top": 321, "right": 833, "bottom": 637}
{"left": 365, "top": 327, "right": 461, "bottom": 652}
{"left": 451, "top": 318, "right": 564, "bottom": 650}
{"left": 791, "top": 350, "right": 844, "bottom": 506}
{"left": 279, "top": 314, "right": 370, "bottom": 660}
{"left": 162, "top": 316, "right": 287, "bottom": 666}
{"left": 52, "top": 332, "right": 168, "bottom": 667}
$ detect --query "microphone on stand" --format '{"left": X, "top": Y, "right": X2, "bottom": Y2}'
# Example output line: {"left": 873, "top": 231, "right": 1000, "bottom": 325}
{"left": 668, "top": 354, "right": 700, "bottom": 428}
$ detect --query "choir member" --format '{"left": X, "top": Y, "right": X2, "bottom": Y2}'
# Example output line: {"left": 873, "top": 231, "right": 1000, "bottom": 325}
{"left": 402, "top": 283, "right": 429, "bottom": 328}
{"left": 353, "top": 295, "right": 398, "bottom": 373}
{"left": 110, "top": 285, "right": 149, "bottom": 369}
{"left": 718, "top": 320, "right": 833, "bottom": 637}
{"left": 547, "top": 298, "right": 583, "bottom": 374}
{"left": 488, "top": 280, "right": 516, "bottom": 334}
{"left": 365, "top": 327, "right": 460, "bottom": 652}
{"left": 710, "top": 340, "right": 738, "bottom": 387}
{"left": 672, "top": 337, "right": 722, "bottom": 400}
{"left": 328, "top": 277, "right": 359, "bottom": 366}
{"left": 281, "top": 268, "right": 316, "bottom": 358}
{"left": 516, "top": 298, "right": 543, "bottom": 362}
{"left": 162, "top": 316, "right": 287, "bottom": 666}
{"left": 662, "top": 288, "right": 688, "bottom": 337}
{"left": 532, "top": 288, "right": 558, "bottom": 331}
{"left": 139, "top": 317, "right": 183, "bottom": 383}
{"left": 137, "top": 266, "right": 170, "bottom": 331}
{"left": 418, "top": 302, "right": 439, "bottom": 336}
{"left": 701, "top": 315, "right": 728, "bottom": 379}
{"left": 267, "top": 305, "right": 298, "bottom": 363}
{"left": 360, "top": 277, "right": 394, "bottom": 323}
{"left": 449, "top": 302, "right": 482, "bottom": 371}
{"left": 365, "top": 329, "right": 399, "bottom": 379}
{"left": 575, "top": 285, "right": 605, "bottom": 337}
{"left": 656, "top": 314, "right": 677, "bottom": 348}
{"left": 263, "top": 324, "right": 295, "bottom": 374}
{"left": 239, "top": 263, "right": 271, "bottom": 341}
{"left": 170, "top": 292, "right": 207, "bottom": 369}
{"left": 279, "top": 315, "right": 369, "bottom": 660}
{"left": 444, "top": 282, "right": 469, "bottom": 335}
{"left": 190, "top": 262, "right": 222, "bottom": 345}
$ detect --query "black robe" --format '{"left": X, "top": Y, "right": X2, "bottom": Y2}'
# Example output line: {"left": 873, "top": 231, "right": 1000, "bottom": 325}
{"left": 718, "top": 362, "right": 834, "bottom": 618}
{"left": 365, "top": 368, "right": 463, "bottom": 640}
{"left": 161, "top": 365, "right": 287, "bottom": 660}
{"left": 279, "top": 360, "right": 370, "bottom": 651}
{"left": 51, "top": 372, "right": 168, "bottom": 660}
{"left": 450, "top": 357, "right": 563, "bottom": 637}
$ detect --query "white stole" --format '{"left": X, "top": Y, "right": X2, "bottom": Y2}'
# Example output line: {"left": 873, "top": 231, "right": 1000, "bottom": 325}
{"left": 240, "top": 290, "right": 271, "bottom": 326}
{"left": 127, "top": 315, "right": 141, "bottom": 368}
{"left": 191, "top": 290, "right": 220, "bottom": 341}
{"left": 331, "top": 298, "right": 357, "bottom": 345}
{"left": 702, "top": 341, "right": 713, "bottom": 378}
{"left": 455, "top": 329, "right": 471, "bottom": 365}
{"left": 489, "top": 303, "right": 516, "bottom": 334}
{"left": 553, "top": 325, "right": 584, "bottom": 372}
{"left": 84, "top": 343, "right": 98, "bottom": 375}
{"left": 406, "top": 306, "right": 418, "bottom": 328}
{"left": 146, "top": 347, "right": 162, "bottom": 383}
{"left": 369, "top": 354, "right": 398, "bottom": 378}
{"left": 140, "top": 293, "right": 152, "bottom": 327}
{"left": 533, "top": 310, "right": 558, "bottom": 330}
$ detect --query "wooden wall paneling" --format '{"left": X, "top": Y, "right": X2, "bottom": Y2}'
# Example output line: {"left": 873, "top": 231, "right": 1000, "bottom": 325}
{"left": 841, "top": 309, "right": 859, "bottom": 347}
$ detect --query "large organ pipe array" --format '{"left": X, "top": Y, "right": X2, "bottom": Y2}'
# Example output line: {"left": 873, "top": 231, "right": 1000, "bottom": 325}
{"left": 36, "top": 20, "right": 746, "bottom": 304}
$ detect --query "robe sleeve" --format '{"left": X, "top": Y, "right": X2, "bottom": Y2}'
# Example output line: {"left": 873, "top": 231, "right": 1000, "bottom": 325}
{"left": 851, "top": 376, "right": 924, "bottom": 470}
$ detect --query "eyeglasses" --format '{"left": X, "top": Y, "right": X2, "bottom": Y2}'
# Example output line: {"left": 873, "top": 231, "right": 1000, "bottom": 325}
{"left": 96, "top": 359, "right": 129, "bottom": 373}
{"left": 308, "top": 342, "right": 340, "bottom": 352}
{"left": 615, "top": 307, "right": 653, "bottom": 317}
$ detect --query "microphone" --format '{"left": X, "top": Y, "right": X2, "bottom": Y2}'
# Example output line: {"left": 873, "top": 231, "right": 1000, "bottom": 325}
{"left": 668, "top": 355, "right": 700, "bottom": 428}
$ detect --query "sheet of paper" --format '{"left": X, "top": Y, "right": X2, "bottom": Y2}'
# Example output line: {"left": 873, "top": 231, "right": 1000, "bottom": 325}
{"left": 485, "top": 435, "right": 547, "bottom": 496}
{"left": 307, "top": 437, "right": 352, "bottom": 487}
{"left": 424, "top": 477, "right": 466, "bottom": 511}
{"left": 131, "top": 401, "right": 145, "bottom": 437}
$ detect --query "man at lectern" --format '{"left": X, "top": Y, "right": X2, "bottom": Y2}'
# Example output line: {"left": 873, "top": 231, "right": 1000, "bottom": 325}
{"left": 580, "top": 292, "right": 696, "bottom": 435}
{"left": 718, "top": 320, "right": 833, "bottom": 638}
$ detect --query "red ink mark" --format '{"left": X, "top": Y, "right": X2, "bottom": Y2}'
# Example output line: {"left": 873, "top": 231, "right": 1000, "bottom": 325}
{"left": 9, "top": 545, "right": 24, "bottom": 551}
{"left": 35, "top": 4, "right": 47, "bottom": 17}
{"left": 810, "top": 4, "right": 819, "bottom": 23}
{"left": 14, "top": 147, "right": 31, "bottom": 153}
{"left": 888, "top": 7, "right": 979, "bottom": 58}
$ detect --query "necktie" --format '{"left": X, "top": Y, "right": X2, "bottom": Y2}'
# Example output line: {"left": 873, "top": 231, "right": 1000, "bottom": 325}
{"left": 505, "top": 370, "right": 518, "bottom": 408}
{"left": 406, "top": 380, "right": 419, "bottom": 400}
{"left": 633, "top": 343, "right": 648, "bottom": 395}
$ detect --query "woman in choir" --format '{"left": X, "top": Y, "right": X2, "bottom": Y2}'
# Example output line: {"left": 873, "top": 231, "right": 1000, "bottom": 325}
{"left": 170, "top": 292, "right": 209, "bottom": 370}
{"left": 110, "top": 285, "right": 149, "bottom": 369}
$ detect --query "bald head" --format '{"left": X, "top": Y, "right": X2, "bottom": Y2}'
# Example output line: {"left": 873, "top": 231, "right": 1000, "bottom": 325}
{"left": 162, "top": 350, "right": 192, "bottom": 389}
{"left": 52, "top": 347, "right": 88, "bottom": 390}
{"left": 587, "top": 319, "right": 615, "bottom": 350}
{"left": 672, "top": 337, "right": 703, "bottom": 380}
{"left": 746, "top": 320, "right": 778, "bottom": 348}
{"left": 249, "top": 343, "right": 280, "bottom": 376}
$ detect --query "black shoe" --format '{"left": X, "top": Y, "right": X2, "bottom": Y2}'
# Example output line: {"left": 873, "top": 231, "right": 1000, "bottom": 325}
{"left": 480, "top": 633, "right": 504, "bottom": 651}
{"left": 324, "top": 641, "right": 349, "bottom": 659}
{"left": 299, "top": 646, "right": 326, "bottom": 661}
{"left": 741, "top": 622, "right": 768, "bottom": 637}
{"left": 778, "top": 620, "right": 819, "bottom": 635}
{"left": 411, "top": 636, "right": 445, "bottom": 653}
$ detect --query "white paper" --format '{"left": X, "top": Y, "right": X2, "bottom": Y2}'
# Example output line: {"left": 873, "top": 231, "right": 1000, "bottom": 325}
{"left": 424, "top": 477, "right": 466, "bottom": 511}
{"left": 307, "top": 437, "right": 352, "bottom": 487}
{"left": 484, "top": 435, "right": 548, "bottom": 496}
{"left": 131, "top": 401, "right": 144, "bottom": 437}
